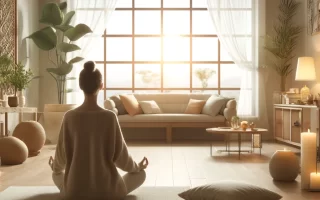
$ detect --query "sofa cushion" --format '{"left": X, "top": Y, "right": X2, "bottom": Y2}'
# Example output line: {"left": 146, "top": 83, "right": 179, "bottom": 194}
{"left": 110, "top": 95, "right": 128, "bottom": 115}
{"left": 134, "top": 93, "right": 215, "bottom": 113}
{"left": 184, "top": 99, "right": 206, "bottom": 114}
{"left": 104, "top": 98, "right": 118, "bottom": 115}
{"left": 219, "top": 96, "right": 235, "bottom": 115}
{"left": 117, "top": 114, "right": 225, "bottom": 123}
{"left": 139, "top": 101, "right": 162, "bottom": 114}
{"left": 202, "top": 95, "right": 230, "bottom": 117}
{"left": 120, "top": 94, "right": 143, "bottom": 116}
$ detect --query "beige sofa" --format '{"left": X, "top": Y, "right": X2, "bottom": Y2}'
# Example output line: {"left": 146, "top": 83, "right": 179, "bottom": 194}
{"left": 104, "top": 93, "right": 237, "bottom": 143}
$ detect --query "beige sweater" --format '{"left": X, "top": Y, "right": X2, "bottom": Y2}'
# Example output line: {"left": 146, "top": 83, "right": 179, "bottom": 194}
{"left": 52, "top": 109, "right": 139, "bottom": 200}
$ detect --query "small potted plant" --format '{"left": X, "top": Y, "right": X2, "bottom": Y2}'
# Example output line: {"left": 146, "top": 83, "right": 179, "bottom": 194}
{"left": 8, "top": 62, "right": 39, "bottom": 107}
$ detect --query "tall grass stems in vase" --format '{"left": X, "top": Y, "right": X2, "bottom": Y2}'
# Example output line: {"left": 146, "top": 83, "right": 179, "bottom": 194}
{"left": 194, "top": 68, "right": 216, "bottom": 90}
{"left": 264, "top": 0, "right": 302, "bottom": 92}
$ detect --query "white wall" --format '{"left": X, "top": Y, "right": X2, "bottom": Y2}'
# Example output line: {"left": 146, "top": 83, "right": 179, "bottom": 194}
{"left": 298, "top": 2, "right": 320, "bottom": 95}
{"left": 17, "top": 0, "right": 40, "bottom": 108}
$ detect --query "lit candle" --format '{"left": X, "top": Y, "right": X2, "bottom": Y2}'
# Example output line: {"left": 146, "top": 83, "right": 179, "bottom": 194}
{"left": 310, "top": 172, "right": 320, "bottom": 190}
{"left": 301, "top": 129, "right": 317, "bottom": 189}
{"left": 269, "top": 149, "right": 299, "bottom": 181}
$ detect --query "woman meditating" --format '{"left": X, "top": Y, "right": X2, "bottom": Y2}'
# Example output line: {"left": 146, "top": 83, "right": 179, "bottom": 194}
{"left": 49, "top": 61, "right": 148, "bottom": 200}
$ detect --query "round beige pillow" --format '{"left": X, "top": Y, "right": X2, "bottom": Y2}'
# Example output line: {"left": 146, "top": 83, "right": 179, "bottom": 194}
{"left": 12, "top": 121, "right": 46, "bottom": 157}
{"left": 0, "top": 136, "right": 28, "bottom": 165}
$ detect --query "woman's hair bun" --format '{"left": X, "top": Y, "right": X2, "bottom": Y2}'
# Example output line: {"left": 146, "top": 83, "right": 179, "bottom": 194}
{"left": 83, "top": 61, "right": 96, "bottom": 72}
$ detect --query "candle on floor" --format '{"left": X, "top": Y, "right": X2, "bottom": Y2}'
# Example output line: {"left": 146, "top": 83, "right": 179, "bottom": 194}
{"left": 301, "top": 129, "right": 317, "bottom": 189}
{"left": 310, "top": 172, "right": 320, "bottom": 190}
{"left": 269, "top": 149, "right": 299, "bottom": 181}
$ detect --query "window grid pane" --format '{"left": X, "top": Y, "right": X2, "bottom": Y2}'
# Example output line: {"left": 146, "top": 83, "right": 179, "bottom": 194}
{"left": 80, "top": 3, "right": 251, "bottom": 113}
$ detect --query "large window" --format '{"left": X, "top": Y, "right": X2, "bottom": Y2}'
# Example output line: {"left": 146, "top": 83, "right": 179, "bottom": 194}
{"left": 68, "top": 0, "right": 252, "bottom": 105}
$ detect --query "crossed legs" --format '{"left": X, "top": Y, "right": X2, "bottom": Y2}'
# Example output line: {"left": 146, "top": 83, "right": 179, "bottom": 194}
{"left": 52, "top": 170, "right": 146, "bottom": 195}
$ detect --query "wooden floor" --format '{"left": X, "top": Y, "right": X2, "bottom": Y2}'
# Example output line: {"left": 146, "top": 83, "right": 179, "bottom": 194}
{"left": 1, "top": 141, "right": 320, "bottom": 200}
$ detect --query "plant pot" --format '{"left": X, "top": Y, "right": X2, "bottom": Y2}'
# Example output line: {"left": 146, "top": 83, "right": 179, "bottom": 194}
{"left": 43, "top": 104, "right": 78, "bottom": 144}
{"left": 8, "top": 96, "right": 18, "bottom": 107}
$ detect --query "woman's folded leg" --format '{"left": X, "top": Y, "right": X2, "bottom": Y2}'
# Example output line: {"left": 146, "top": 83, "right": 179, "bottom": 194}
{"left": 52, "top": 172, "right": 64, "bottom": 192}
{"left": 122, "top": 170, "right": 146, "bottom": 194}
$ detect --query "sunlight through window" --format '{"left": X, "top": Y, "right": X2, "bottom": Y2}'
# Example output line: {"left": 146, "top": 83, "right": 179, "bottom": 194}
{"left": 68, "top": 0, "right": 256, "bottom": 111}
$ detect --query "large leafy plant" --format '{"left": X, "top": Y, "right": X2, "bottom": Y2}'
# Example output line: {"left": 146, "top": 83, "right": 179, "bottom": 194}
{"left": 27, "top": 2, "right": 92, "bottom": 104}
{"left": 264, "top": 0, "right": 302, "bottom": 92}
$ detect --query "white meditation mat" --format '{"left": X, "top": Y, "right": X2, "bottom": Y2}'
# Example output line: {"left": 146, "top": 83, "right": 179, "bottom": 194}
{"left": 0, "top": 186, "right": 188, "bottom": 200}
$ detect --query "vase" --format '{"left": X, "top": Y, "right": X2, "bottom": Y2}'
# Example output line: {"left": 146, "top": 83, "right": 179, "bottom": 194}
{"left": 273, "top": 91, "right": 284, "bottom": 104}
{"left": 8, "top": 96, "right": 18, "bottom": 107}
{"left": 2, "top": 94, "right": 8, "bottom": 107}
{"left": 231, "top": 117, "right": 240, "bottom": 129}
{"left": 18, "top": 91, "right": 25, "bottom": 107}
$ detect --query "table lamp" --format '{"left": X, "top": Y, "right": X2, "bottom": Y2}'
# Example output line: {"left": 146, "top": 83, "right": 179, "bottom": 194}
{"left": 295, "top": 57, "right": 316, "bottom": 102}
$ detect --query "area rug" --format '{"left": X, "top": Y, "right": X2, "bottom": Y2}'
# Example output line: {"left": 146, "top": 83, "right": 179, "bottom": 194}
{"left": 0, "top": 186, "right": 188, "bottom": 200}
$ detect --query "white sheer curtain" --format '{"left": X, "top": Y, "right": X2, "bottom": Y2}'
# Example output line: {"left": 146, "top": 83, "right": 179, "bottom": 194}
{"left": 207, "top": 0, "right": 268, "bottom": 128}
{"left": 66, "top": 0, "right": 118, "bottom": 105}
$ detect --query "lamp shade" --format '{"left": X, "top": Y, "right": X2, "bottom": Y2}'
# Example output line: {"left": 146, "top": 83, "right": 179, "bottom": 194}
{"left": 295, "top": 57, "right": 316, "bottom": 81}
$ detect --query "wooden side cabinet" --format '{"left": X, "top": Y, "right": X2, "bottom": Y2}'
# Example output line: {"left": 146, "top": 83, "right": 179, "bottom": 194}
{"left": 274, "top": 104, "right": 319, "bottom": 147}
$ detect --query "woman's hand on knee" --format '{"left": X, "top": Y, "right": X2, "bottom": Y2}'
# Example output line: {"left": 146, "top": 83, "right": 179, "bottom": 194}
{"left": 49, "top": 156, "right": 54, "bottom": 170}
{"left": 138, "top": 157, "right": 148, "bottom": 171}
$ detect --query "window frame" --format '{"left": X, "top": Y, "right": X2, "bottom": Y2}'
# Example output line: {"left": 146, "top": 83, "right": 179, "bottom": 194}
{"left": 74, "top": 0, "right": 256, "bottom": 113}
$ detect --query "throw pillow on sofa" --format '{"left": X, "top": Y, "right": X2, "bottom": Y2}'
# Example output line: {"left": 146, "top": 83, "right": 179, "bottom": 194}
{"left": 219, "top": 96, "right": 234, "bottom": 115}
{"left": 110, "top": 95, "right": 128, "bottom": 115}
{"left": 119, "top": 94, "right": 143, "bottom": 116}
{"left": 178, "top": 180, "right": 282, "bottom": 200}
{"left": 139, "top": 100, "right": 162, "bottom": 114}
{"left": 202, "top": 95, "right": 229, "bottom": 117}
{"left": 184, "top": 99, "right": 206, "bottom": 114}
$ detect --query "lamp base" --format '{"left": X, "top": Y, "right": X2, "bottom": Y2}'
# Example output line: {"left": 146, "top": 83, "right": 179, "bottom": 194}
{"left": 300, "top": 85, "right": 310, "bottom": 102}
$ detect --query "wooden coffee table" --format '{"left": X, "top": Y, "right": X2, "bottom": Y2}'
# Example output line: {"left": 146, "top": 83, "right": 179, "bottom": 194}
{"left": 206, "top": 127, "right": 268, "bottom": 159}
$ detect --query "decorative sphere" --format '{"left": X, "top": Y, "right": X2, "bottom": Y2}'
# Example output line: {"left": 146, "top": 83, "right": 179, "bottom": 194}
{"left": 13, "top": 121, "right": 46, "bottom": 157}
{"left": 0, "top": 136, "right": 28, "bottom": 165}
{"left": 269, "top": 150, "right": 299, "bottom": 181}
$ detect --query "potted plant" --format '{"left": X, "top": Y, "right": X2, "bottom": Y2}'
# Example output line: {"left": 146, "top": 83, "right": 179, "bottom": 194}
{"left": 27, "top": 1, "right": 92, "bottom": 104}
{"left": 27, "top": 1, "right": 92, "bottom": 143}
{"left": 264, "top": 0, "right": 302, "bottom": 92}
{"left": 8, "top": 62, "right": 39, "bottom": 107}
